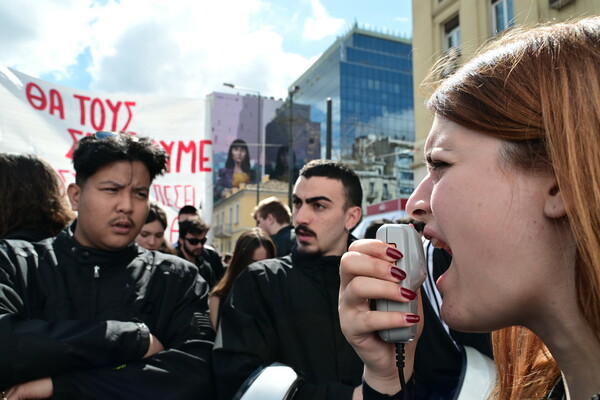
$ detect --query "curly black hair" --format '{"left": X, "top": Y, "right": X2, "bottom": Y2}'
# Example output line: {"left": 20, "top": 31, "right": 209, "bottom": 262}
{"left": 73, "top": 132, "right": 168, "bottom": 186}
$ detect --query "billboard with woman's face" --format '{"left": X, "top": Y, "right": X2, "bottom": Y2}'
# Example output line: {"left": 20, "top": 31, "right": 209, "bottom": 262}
{"left": 214, "top": 138, "right": 255, "bottom": 201}
{"left": 210, "top": 92, "right": 319, "bottom": 203}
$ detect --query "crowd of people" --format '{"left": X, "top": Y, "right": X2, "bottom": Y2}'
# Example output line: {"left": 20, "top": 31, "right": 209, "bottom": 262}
{"left": 1, "top": 16, "right": 600, "bottom": 400}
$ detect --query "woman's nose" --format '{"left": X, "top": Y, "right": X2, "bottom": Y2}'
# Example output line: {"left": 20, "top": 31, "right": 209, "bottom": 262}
{"left": 406, "top": 175, "right": 433, "bottom": 221}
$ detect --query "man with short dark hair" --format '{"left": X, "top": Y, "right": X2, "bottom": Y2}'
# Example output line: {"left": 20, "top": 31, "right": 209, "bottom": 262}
{"left": 0, "top": 132, "right": 215, "bottom": 399}
{"left": 175, "top": 206, "right": 224, "bottom": 282}
{"left": 252, "top": 196, "right": 295, "bottom": 257}
{"left": 213, "top": 159, "right": 365, "bottom": 400}
{"left": 178, "top": 205, "right": 199, "bottom": 222}
{"left": 177, "top": 216, "right": 217, "bottom": 287}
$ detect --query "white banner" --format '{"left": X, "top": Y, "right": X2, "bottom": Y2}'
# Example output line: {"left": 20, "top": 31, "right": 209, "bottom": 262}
{"left": 0, "top": 66, "right": 212, "bottom": 244}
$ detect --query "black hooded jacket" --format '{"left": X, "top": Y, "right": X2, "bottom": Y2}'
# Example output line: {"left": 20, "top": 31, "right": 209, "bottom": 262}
{"left": 0, "top": 223, "right": 215, "bottom": 399}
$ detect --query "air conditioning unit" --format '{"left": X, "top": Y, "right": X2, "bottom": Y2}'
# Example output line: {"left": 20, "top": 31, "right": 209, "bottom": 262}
{"left": 549, "top": 0, "right": 575, "bottom": 10}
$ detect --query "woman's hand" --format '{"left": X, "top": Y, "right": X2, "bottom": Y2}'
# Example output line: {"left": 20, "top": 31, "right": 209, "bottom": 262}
{"left": 339, "top": 239, "right": 423, "bottom": 395}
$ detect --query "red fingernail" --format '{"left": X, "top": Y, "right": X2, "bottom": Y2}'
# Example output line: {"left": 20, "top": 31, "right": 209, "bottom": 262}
{"left": 390, "top": 266, "right": 406, "bottom": 280}
{"left": 405, "top": 314, "right": 420, "bottom": 323}
{"left": 386, "top": 247, "right": 403, "bottom": 260}
{"left": 400, "top": 287, "right": 417, "bottom": 300}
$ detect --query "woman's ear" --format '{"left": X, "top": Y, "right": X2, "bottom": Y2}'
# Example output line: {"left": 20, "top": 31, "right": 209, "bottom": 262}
{"left": 544, "top": 182, "right": 567, "bottom": 219}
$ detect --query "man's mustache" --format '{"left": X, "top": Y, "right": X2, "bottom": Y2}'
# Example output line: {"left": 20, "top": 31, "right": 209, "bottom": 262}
{"left": 295, "top": 225, "right": 316, "bottom": 238}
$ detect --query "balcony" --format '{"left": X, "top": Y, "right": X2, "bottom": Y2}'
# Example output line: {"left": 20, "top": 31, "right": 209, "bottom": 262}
{"left": 213, "top": 223, "right": 232, "bottom": 238}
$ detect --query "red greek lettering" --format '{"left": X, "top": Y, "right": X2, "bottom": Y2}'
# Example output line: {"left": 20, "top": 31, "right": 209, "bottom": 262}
{"left": 199, "top": 140, "right": 212, "bottom": 172}
{"left": 25, "top": 82, "right": 46, "bottom": 110}
{"left": 177, "top": 141, "right": 196, "bottom": 173}
{"left": 105, "top": 99, "right": 122, "bottom": 131}
{"left": 90, "top": 98, "right": 106, "bottom": 131}
{"left": 48, "top": 89, "right": 65, "bottom": 119}
{"left": 122, "top": 101, "right": 136, "bottom": 131}
{"left": 65, "top": 128, "right": 85, "bottom": 159}
{"left": 73, "top": 94, "right": 91, "bottom": 125}
{"left": 159, "top": 141, "right": 175, "bottom": 173}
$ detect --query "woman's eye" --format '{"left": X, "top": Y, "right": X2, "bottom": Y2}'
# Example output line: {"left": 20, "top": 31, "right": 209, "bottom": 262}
{"left": 430, "top": 161, "right": 450, "bottom": 170}
{"left": 426, "top": 155, "right": 450, "bottom": 170}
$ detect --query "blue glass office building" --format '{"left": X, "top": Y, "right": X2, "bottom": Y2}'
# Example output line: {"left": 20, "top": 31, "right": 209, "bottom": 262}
{"left": 291, "top": 25, "right": 414, "bottom": 161}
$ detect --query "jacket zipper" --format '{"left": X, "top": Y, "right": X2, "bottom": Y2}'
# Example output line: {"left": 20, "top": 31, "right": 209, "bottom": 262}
{"left": 93, "top": 265, "right": 101, "bottom": 315}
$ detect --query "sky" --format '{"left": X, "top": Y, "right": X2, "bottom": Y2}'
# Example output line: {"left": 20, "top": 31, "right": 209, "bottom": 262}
{"left": 1, "top": 0, "right": 412, "bottom": 101}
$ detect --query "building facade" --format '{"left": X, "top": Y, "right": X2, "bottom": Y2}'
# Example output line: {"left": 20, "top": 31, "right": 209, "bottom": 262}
{"left": 206, "top": 91, "right": 284, "bottom": 204}
{"left": 286, "top": 24, "right": 415, "bottom": 203}
{"left": 264, "top": 102, "right": 321, "bottom": 184}
{"left": 211, "top": 179, "right": 289, "bottom": 255}
{"left": 412, "top": 0, "right": 600, "bottom": 181}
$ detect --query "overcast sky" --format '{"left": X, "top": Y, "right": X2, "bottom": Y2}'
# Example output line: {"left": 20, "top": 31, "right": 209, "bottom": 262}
{"left": 1, "top": 0, "right": 412, "bottom": 100}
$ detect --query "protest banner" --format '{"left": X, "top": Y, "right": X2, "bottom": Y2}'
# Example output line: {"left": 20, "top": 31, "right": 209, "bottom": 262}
{"left": 0, "top": 65, "right": 212, "bottom": 244}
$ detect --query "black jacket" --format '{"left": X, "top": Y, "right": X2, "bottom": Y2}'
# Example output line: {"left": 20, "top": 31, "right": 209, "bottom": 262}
{"left": 213, "top": 246, "right": 363, "bottom": 400}
{"left": 202, "top": 246, "right": 224, "bottom": 282}
{"left": 0, "top": 224, "right": 216, "bottom": 399}
{"left": 176, "top": 247, "right": 217, "bottom": 288}
{"left": 270, "top": 226, "right": 296, "bottom": 257}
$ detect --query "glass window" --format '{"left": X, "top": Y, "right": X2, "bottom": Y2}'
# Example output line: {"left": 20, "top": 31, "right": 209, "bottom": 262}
{"left": 401, "top": 172, "right": 414, "bottom": 180}
{"left": 492, "top": 0, "right": 514, "bottom": 34}
{"left": 444, "top": 15, "right": 461, "bottom": 50}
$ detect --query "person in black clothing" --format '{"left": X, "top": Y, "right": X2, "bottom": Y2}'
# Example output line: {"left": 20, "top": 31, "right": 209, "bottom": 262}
{"left": 202, "top": 245, "right": 225, "bottom": 282}
{"left": 252, "top": 196, "right": 296, "bottom": 257}
{"left": 177, "top": 216, "right": 218, "bottom": 287}
{"left": 0, "top": 132, "right": 215, "bottom": 399}
{"left": 213, "top": 159, "right": 363, "bottom": 400}
{"left": 176, "top": 207, "right": 225, "bottom": 282}
{"left": 0, "top": 153, "right": 75, "bottom": 241}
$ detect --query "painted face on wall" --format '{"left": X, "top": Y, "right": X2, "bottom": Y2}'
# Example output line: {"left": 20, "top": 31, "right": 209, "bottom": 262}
{"left": 231, "top": 146, "right": 247, "bottom": 164}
